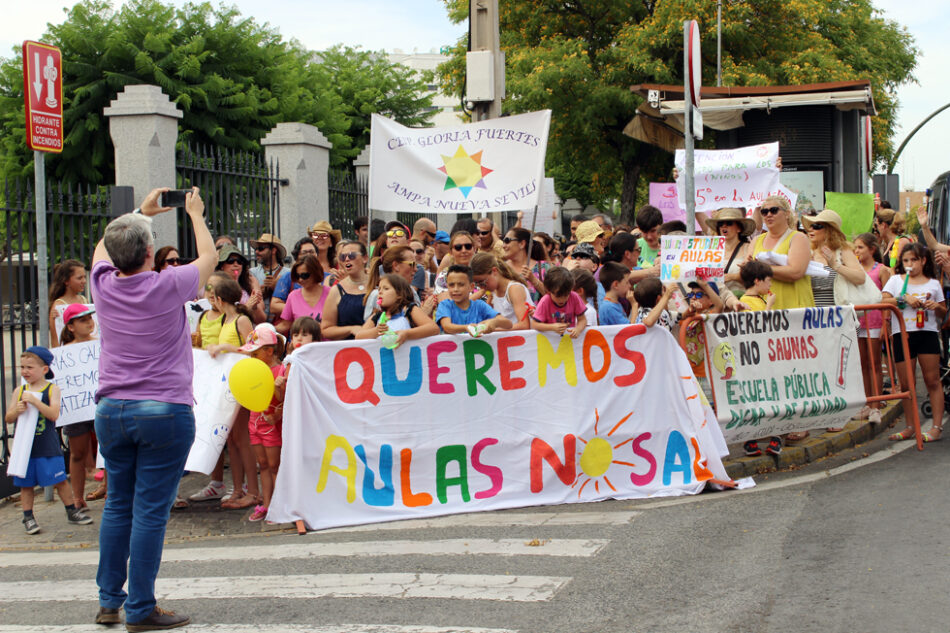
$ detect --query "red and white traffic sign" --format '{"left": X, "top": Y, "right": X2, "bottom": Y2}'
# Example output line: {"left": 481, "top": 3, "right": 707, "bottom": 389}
{"left": 22, "top": 40, "right": 63, "bottom": 153}
{"left": 686, "top": 20, "right": 701, "bottom": 107}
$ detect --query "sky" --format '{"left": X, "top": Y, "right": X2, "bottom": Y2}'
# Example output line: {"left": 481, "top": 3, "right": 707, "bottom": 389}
{"left": 2, "top": 0, "right": 946, "bottom": 192}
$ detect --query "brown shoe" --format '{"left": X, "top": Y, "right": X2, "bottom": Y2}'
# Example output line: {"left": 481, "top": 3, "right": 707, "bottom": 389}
{"left": 125, "top": 607, "right": 190, "bottom": 631}
{"left": 95, "top": 606, "right": 121, "bottom": 624}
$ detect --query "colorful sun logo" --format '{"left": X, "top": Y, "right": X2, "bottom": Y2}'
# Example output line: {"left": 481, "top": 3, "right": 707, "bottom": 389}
{"left": 438, "top": 145, "right": 493, "bottom": 198}
{"left": 573, "top": 409, "right": 638, "bottom": 498}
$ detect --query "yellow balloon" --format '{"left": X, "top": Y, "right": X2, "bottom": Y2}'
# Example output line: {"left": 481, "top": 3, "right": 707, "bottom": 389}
{"left": 228, "top": 357, "right": 275, "bottom": 412}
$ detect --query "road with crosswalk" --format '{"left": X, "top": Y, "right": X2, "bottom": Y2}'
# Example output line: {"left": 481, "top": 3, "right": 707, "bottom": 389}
{"left": 1, "top": 433, "right": 948, "bottom": 633}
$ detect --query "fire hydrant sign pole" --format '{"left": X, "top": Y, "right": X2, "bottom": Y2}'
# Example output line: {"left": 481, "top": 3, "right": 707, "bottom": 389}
{"left": 23, "top": 40, "right": 63, "bottom": 347}
{"left": 683, "top": 20, "right": 701, "bottom": 233}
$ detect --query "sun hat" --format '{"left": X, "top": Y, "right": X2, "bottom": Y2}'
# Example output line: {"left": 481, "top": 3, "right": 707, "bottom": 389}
{"left": 703, "top": 207, "right": 757, "bottom": 237}
{"left": 217, "top": 244, "right": 248, "bottom": 264}
{"left": 433, "top": 230, "right": 450, "bottom": 244}
{"left": 575, "top": 220, "right": 605, "bottom": 244}
{"left": 800, "top": 209, "right": 843, "bottom": 233}
{"left": 24, "top": 345, "right": 55, "bottom": 379}
{"left": 308, "top": 221, "right": 342, "bottom": 245}
{"left": 249, "top": 233, "right": 287, "bottom": 263}
{"left": 238, "top": 323, "right": 282, "bottom": 353}
{"left": 62, "top": 303, "right": 95, "bottom": 324}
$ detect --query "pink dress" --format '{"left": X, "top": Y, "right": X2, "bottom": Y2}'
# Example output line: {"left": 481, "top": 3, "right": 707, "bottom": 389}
{"left": 280, "top": 287, "right": 328, "bottom": 323}
{"left": 858, "top": 262, "right": 884, "bottom": 334}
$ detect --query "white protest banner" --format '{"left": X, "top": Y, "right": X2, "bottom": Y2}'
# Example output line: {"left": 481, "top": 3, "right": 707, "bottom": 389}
{"left": 53, "top": 303, "right": 98, "bottom": 341}
{"left": 186, "top": 299, "right": 211, "bottom": 334}
{"left": 370, "top": 111, "right": 551, "bottom": 213}
{"left": 47, "top": 339, "right": 100, "bottom": 427}
{"left": 674, "top": 142, "right": 780, "bottom": 214}
{"left": 269, "top": 326, "right": 734, "bottom": 531}
{"left": 184, "top": 349, "right": 243, "bottom": 475}
{"left": 704, "top": 307, "right": 865, "bottom": 443}
{"left": 7, "top": 397, "right": 38, "bottom": 478}
{"left": 659, "top": 235, "right": 726, "bottom": 283}
{"left": 520, "top": 177, "right": 559, "bottom": 235}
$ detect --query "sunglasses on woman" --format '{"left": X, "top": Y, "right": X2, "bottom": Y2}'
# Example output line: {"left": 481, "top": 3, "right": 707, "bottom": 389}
{"left": 809, "top": 223, "right": 826, "bottom": 231}
{"left": 413, "top": 248, "right": 425, "bottom": 254}
{"left": 338, "top": 252, "right": 360, "bottom": 262}
{"left": 453, "top": 243, "right": 474, "bottom": 251}
{"left": 760, "top": 206, "right": 783, "bottom": 216}
{"left": 502, "top": 236, "right": 517, "bottom": 244}
{"left": 311, "top": 232, "right": 331, "bottom": 240}
{"left": 295, "top": 271, "right": 311, "bottom": 280}
{"left": 225, "top": 256, "right": 244, "bottom": 266}
{"left": 387, "top": 229, "right": 407, "bottom": 238}
{"left": 165, "top": 257, "right": 180, "bottom": 265}
{"left": 718, "top": 221, "right": 738, "bottom": 228}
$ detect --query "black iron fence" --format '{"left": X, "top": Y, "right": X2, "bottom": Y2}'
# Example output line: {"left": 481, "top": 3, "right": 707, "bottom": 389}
{"left": 328, "top": 168, "right": 367, "bottom": 241}
{"left": 176, "top": 144, "right": 283, "bottom": 260}
{"left": 1, "top": 178, "right": 118, "bottom": 478}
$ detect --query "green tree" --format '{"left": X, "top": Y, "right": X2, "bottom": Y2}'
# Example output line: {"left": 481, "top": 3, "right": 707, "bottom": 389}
{"left": 439, "top": 0, "right": 917, "bottom": 224}
{"left": 318, "top": 45, "right": 437, "bottom": 155}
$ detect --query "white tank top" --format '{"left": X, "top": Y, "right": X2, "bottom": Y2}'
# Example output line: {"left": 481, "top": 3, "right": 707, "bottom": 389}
{"left": 492, "top": 281, "right": 534, "bottom": 322}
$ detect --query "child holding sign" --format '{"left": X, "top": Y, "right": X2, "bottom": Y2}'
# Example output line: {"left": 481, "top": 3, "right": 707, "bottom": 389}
{"left": 59, "top": 304, "right": 107, "bottom": 507}
{"left": 4, "top": 346, "right": 93, "bottom": 534}
{"left": 882, "top": 243, "right": 946, "bottom": 443}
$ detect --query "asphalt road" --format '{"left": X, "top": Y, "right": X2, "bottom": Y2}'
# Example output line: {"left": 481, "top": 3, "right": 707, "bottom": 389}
{"left": 1, "top": 430, "right": 947, "bottom": 633}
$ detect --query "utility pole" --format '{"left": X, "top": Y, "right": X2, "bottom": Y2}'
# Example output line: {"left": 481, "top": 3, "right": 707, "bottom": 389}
{"left": 716, "top": 0, "right": 722, "bottom": 87}
{"left": 468, "top": 0, "right": 504, "bottom": 122}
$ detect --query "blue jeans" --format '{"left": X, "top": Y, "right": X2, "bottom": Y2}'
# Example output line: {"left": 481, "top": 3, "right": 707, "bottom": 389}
{"left": 95, "top": 398, "right": 194, "bottom": 623}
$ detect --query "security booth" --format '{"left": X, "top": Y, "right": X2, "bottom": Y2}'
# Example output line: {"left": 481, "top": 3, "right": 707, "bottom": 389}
{"left": 626, "top": 80, "right": 877, "bottom": 206}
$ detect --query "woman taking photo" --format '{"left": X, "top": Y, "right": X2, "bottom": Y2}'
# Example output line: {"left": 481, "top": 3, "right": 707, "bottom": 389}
{"left": 703, "top": 208, "right": 756, "bottom": 297}
{"left": 750, "top": 197, "right": 814, "bottom": 310}
{"left": 321, "top": 240, "right": 370, "bottom": 340}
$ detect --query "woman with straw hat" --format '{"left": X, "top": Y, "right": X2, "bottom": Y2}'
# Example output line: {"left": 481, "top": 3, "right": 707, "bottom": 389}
{"left": 750, "top": 196, "right": 815, "bottom": 310}
{"left": 703, "top": 208, "right": 757, "bottom": 296}
{"left": 801, "top": 209, "right": 867, "bottom": 308}
{"left": 308, "top": 220, "right": 342, "bottom": 280}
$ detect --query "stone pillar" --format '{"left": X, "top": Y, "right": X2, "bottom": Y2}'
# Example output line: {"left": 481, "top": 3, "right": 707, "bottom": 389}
{"left": 262, "top": 123, "right": 332, "bottom": 242}
{"left": 353, "top": 144, "right": 398, "bottom": 230}
{"left": 103, "top": 85, "right": 182, "bottom": 248}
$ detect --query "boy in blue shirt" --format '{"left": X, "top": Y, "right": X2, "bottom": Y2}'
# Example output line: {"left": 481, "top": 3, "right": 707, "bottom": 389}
{"left": 598, "top": 262, "right": 632, "bottom": 325}
{"left": 3, "top": 346, "right": 93, "bottom": 534}
{"left": 435, "top": 265, "right": 512, "bottom": 334}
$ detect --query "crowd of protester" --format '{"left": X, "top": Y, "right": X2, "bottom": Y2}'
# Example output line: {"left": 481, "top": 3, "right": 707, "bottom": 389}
{"left": 13, "top": 197, "right": 948, "bottom": 533}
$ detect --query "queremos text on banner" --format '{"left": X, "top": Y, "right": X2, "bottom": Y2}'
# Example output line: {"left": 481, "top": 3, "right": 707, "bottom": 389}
{"left": 659, "top": 236, "right": 725, "bottom": 283}
{"left": 704, "top": 307, "right": 865, "bottom": 443}
{"left": 268, "top": 325, "right": 734, "bottom": 531}
{"left": 675, "top": 142, "right": 780, "bottom": 215}
{"left": 369, "top": 111, "right": 551, "bottom": 213}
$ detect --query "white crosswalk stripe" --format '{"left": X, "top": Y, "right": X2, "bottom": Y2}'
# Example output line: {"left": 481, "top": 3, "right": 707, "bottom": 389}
{"left": 0, "top": 573, "right": 568, "bottom": 603}
{"left": 0, "top": 626, "right": 518, "bottom": 633}
{"left": 0, "top": 538, "right": 610, "bottom": 568}
{"left": 323, "top": 509, "right": 638, "bottom": 533}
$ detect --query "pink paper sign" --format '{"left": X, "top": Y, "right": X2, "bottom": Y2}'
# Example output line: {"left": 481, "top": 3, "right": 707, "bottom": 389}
{"left": 648, "top": 183, "right": 703, "bottom": 232}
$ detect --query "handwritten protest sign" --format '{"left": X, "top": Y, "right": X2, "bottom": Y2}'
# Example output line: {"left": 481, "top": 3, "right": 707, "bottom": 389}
{"left": 659, "top": 236, "right": 725, "bottom": 283}
{"left": 704, "top": 307, "right": 865, "bottom": 443}
{"left": 184, "top": 349, "right": 243, "bottom": 475}
{"left": 268, "top": 326, "right": 733, "bottom": 531}
{"left": 47, "top": 339, "right": 100, "bottom": 427}
{"left": 649, "top": 182, "right": 703, "bottom": 232}
{"left": 370, "top": 111, "right": 551, "bottom": 213}
{"left": 674, "top": 142, "right": 780, "bottom": 214}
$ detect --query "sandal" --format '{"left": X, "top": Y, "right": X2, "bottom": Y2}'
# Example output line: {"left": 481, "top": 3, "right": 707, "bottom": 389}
{"left": 786, "top": 431, "right": 810, "bottom": 444}
{"left": 224, "top": 494, "right": 259, "bottom": 510}
{"left": 248, "top": 505, "right": 268, "bottom": 522}
{"left": 888, "top": 428, "right": 915, "bottom": 441}
{"left": 922, "top": 426, "right": 943, "bottom": 443}
{"left": 172, "top": 496, "right": 189, "bottom": 510}
{"left": 85, "top": 485, "right": 107, "bottom": 501}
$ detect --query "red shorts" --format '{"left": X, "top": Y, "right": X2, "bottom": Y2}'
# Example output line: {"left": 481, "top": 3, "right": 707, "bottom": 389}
{"left": 248, "top": 414, "right": 282, "bottom": 447}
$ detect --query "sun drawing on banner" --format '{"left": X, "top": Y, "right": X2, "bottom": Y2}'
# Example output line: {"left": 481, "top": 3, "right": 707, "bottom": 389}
{"left": 438, "top": 145, "right": 493, "bottom": 198}
{"left": 573, "top": 408, "right": 638, "bottom": 498}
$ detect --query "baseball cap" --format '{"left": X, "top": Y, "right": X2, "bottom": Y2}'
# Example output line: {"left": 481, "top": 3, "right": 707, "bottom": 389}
{"left": 433, "top": 230, "right": 450, "bottom": 244}
{"left": 63, "top": 304, "right": 95, "bottom": 324}
{"left": 239, "top": 323, "right": 282, "bottom": 353}
{"left": 24, "top": 345, "right": 55, "bottom": 379}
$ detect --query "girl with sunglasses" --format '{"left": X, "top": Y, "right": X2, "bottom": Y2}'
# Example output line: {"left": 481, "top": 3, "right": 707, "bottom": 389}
{"left": 276, "top": 254, "right": 328, "bottom": 336}
{"left": 363, "top": 246, "right": 422, "bottom": 321}
{"left": 321, "top": 241, "right": 370, "bottom": 340}
{"left": 750, "top": 196, "right": 815, "bottom": 310}
{"left": 502, "top": 227, "right": 549, "bottom": 302}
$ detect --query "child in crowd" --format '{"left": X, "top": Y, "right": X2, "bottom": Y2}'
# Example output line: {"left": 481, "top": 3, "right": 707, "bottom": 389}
{"left": 852, "top": 233, "right": 890, "bottom": 424}
{"left": 358, "top": 273, "right": 439, "bottom": 344}
{"left": 59, "top": 304, "right": 106, "bottom": 507}
{"left": 633, "top": 278, "right": 678, "bottom": 331}
{"left": 571, "top": 269, "right": 599, "bottom": 327}
{"left": 435, "top": 265, "right": 512, "bottom": 335}
{"left": 205, "top": 276, "right": 261, "bottom": 510}
{"left": 4, "top": 346, "right": 92, "bottom": 534}
{"left": 237, "top": 324, "right": 287, "bottom": 522}
{"left": 598, "top": 262, "right": 632, "bottom": 325}
{"left": 192, "top": 271, "right": 229, "bottom": 349}
{"left": 49, "top": 259, "right": 88, "bottom": 347}
{"left": 883, "top": 243, "right": 946, "bottom": 442}
{"left": 531, "top": 266, "right": 588, "bottom": 338}
{"left": 289, "top": 316, "right": 322, "bottom": 353}
{"left": 471, "top": 253, "right": 533, "bottom": 329}
{"left": 738, "top": 261, "right": 776, "bottom": 311}
{"left": 635, "top": 205, "right": 663, "bottom": 268}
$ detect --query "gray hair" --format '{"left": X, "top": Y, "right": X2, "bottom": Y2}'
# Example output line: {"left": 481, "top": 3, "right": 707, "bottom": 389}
{"left": 103, "top": 213, "right": 154, "bottom": 273}
{"left": 476, "top": 217, "right": 494, "bottom": 228}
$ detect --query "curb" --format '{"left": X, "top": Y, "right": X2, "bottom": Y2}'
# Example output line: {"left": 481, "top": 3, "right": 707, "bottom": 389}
{"left": 723, "top": 403, "right": 903, "bottom": 479}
